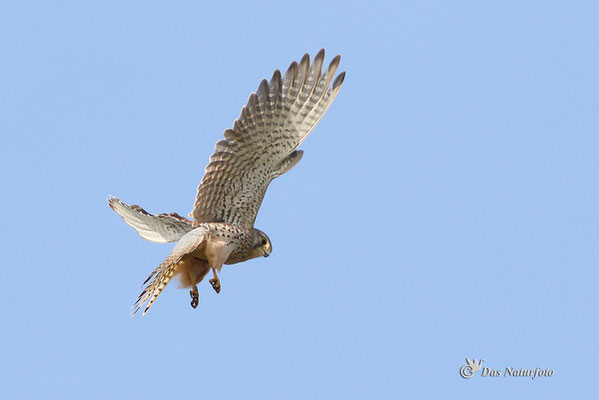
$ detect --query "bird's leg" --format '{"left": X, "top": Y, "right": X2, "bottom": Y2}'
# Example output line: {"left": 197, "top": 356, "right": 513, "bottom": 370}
{"left": 209, "top": 268, "right": 221, "bottom": 294}
{"left": 189, "top": 284, "right": 199, "bottom": 308}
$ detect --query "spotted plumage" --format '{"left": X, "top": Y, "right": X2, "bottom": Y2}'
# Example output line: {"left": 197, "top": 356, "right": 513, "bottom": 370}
{"left": 109, "top": 49, "right": 345, "bottom": 315}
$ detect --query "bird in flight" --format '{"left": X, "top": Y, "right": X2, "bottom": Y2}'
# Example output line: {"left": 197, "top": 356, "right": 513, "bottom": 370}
{"left": 109, "top": 49, "right": 345, "bottom": 315}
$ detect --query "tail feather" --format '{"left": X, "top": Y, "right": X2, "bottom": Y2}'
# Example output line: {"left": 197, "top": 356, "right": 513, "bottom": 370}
{"left": 133, "top": 256, "right": 178, "bottom": 316}
{"left": 131, "top": 227, "right": 208, "bottom": 316}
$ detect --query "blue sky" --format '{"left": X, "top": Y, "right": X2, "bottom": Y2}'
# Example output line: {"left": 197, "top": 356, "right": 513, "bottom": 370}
{"left": 2, "top": 1, "right": 598, "bottom": 398}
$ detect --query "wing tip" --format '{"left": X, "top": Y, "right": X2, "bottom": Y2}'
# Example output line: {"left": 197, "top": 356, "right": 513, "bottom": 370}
{"left": 271, "top": 69, "right": 281, "bottom": 80}
{"left": 333, "top": 71, "right": 346, "bottom": 89}
{"left": 330, "top": 53, "right": 341, "bottom": 65}
{"left": 108, "top": 195, "right": 123, "bottom": 211}
{"left": 257, "top": 79, "right": 270, "bottom": 104}
{"left": 327, "top": 54, "right": 341, "bottom": 74}
{"left": 285, "top": 61, "right": 298, "bottom": 77}
{"left": 300, "top": 52, "right": 310, "bottom": 67}
{"left": 315, "top": 48, "right": 325, "bottom": 61}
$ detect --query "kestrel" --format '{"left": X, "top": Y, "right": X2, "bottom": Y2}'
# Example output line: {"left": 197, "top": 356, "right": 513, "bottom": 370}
{"left": 109, "top": 49, "right": 345, "bottom": 315}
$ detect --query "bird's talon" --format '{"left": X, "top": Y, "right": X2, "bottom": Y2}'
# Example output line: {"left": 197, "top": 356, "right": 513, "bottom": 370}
{"left": 209, "top": 278, "right": 221, "bottom": 293}
{"left": 190, "top": 286, "right": 199, "bottom": 308}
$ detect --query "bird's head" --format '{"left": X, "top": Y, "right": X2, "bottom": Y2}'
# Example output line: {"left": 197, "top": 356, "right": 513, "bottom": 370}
{"left": 251, "top": 229, "right": 272, "bottom": 258}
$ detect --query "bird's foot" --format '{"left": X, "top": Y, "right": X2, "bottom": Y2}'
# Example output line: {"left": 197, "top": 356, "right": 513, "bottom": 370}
{"left": 190, "top": 285, "right": 199, "bottom": 308}
{"left": 209, "top": 278, "right": 221, "bottom": 294}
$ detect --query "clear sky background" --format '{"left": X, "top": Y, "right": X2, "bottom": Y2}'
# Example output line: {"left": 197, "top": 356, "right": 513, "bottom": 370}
{"left": 2, "top": 1, "right": 598, "bottom": 398}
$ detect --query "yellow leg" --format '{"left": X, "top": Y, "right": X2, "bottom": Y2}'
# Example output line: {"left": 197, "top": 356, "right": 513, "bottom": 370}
{"left": 209, "top": 268, "right": 221, "bottom": 294}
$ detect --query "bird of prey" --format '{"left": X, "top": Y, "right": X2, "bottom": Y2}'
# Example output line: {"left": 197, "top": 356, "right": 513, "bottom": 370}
{"left": 109, "top": 49, "right": 345, "bottom": 315}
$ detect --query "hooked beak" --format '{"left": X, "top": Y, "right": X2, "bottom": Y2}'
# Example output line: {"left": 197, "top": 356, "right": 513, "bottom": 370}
{"left": 262, "top": 244, "right": 271, "bottom": 258}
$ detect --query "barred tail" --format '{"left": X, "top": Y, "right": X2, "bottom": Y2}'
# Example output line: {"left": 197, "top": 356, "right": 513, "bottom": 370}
{"left": 131, "top": 227, "right": 208, "bottom": 316}
{"left": 133, "top": 256, "right": 178, "bottom": 316}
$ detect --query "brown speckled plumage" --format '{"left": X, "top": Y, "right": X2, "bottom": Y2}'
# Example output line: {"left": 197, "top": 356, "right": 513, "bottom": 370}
{"left": 109, "top": 49, "right": 345, "bottom": 315}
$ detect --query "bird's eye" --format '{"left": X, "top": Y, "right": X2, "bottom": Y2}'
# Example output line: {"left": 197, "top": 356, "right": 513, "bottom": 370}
{"left": 261, "top": 239, "right": 267, "bottom": 245}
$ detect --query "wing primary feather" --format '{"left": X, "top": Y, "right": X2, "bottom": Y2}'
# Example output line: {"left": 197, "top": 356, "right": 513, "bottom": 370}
{"left": 262, "top": 77, "right": 276, "bottom": 119}
{"left": 293, "top": 54, "right": 345, "bottom": 145}
{"left": 295, "top": 50, "right": 326, "bottom": 127}
{"left": 256, "top": 79, "right": 270, "bottom": 111}
{"left": 269, "top": 69, "right": 281, "bottom": 94}
{"left": 286, "top": 55, "right": 310, "bottom": 122}
{"left": 302, "top": 69, "right": 345, "bottom": 137}
{"left": 323, "top": 55, "right": 341, "bottom": 88}
{"left": 281, "top": 61, "right": 297, "bottom": 100}
{"left": 333, "top": 71, "right": 346, "bottom": 90}
{"left": 255, "top": 79, "right": 269, "bottom": 129}
{"left": 307, "top": 49, "right": 324, "bottom": 93}
{"left": 240, "top": 93, "right": 258, "bottom": 135}
{"left": 297, "top": 53, "right": 310, "bottom": 88}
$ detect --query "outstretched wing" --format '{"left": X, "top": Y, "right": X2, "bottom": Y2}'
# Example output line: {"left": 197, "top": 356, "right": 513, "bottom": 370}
{"left": 133, "top": 228, "right": 207, "bottom": 316}
{"left": 108, "top": 196, "right": 194, "bottom": 243}
{"left": 190, "top": 49, "right": 345, "bottom": 228}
